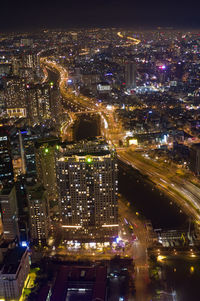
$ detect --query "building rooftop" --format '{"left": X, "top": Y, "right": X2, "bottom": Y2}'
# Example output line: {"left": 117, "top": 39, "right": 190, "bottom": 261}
{"left": 50, "top": 265, "right": 107, "bottom": 301}
{"left": 63, "top": 150, "right": 111, "bottom": 158}
{"left": 0, "top": 184, "right": 14, "bottom": 196}
{"left": 34, "top": 136, "right": 60, "bottom": 148}
{"left": 36, "top": 285, "right": 51, "bottom": 301}
{"left": 27, "top": 184, "right": 45, "bottom": 200}
{"left": 191, "top": 143, "right": 200, "bottom": 150}
{"left": 0, "top": 246, "right": 27, "bottom": 275}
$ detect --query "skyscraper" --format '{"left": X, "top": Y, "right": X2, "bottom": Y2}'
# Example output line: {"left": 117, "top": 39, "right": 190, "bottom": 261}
{"left": 125, "top": 61, "right": 137, "bottom": 89}
{"left": 0, "top": 128, "right": 14, "bottom": 187}
{"left": 56, "top": 140, "right": 118, "bottom": 241}
{"left": 3, "top": 76, "right": 26, "bottom": 109}
{"left": 0, "top": 185, "right": 19, "bottom": 241}
{"left": 27, "top": 184, "right": 50, "bottom": 245}
{"left": 15, "top": 176, "right": 29, "bottom": 242}
{"left": 35, "top": 137, "right": 59, "bottom": 202}
{"left": 190, "top": 143, "right": 200, "bottom": 175}
{"left": 49, "top": 86, "right": 62, "bottom": 129}
{"left": 26, "top": 83, "right": 51, "bottom": 124}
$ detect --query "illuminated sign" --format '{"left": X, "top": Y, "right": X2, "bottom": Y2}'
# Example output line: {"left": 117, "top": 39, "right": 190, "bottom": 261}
{"left": 0, "top": 136, "right": 7, "bottom": 141}
{"left": 97, "top": 84, "right": 111, "bottom": 91}
{"left": 129, "top": 139, "right": 138, "bottom": 146}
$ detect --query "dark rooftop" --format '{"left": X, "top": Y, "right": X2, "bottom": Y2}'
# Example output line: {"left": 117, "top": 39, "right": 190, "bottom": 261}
{"left": 36, "top": 285, "right": 51, "bottom": 301}
{"left": 191, "top": 143, "right": 200, "bottom": 150}
{"left": 65, "top": 150, "right": 111, "bottom": 157}
{"left": 34, "top": 136, "right": 60, "bottom": 148}
{"left": 0, "top": 184, "right": 14, "bottom": 196}
{"left": 0, "top": 246, "right": 27, "bottom": 274}
{"left": 50, "top": 265, "right": 107, "bottom": 301}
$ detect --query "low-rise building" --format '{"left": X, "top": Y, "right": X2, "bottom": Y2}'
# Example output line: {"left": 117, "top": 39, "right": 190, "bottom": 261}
{"left": 0, "top": 246, "right": 30, "bottom": 301}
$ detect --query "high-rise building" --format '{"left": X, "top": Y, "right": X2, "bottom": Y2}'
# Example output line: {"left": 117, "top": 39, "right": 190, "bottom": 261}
{"left": 19, "top": 129, "right": 39, "bottom": 177}
{"left": 26, "top": 83, "right": 51, "bottom": 124}
{"left": 4, "top": 77, "right": 26, "bottom": 109}
{"left": 27, "top": 184, "right": 50, "bottom": 245}
{"left": 15, "top": 176, "right": 29, "bottom": 243}
{"left": 56, "top": 140, "right": 118, "bottom": 241}
{"left": 49, "top": 86, "right": 62, "bottom": 128}
{"left": 190, "top": 143, "right": 200, "bottom": 175}
{"left": 125, "top": 61, "right": 137, "bottom": 89}
{"left": 70, "top": 32, "right": 78, "bottom": 41}
{"left": 0, "top": 185, "right": 19, "bottom": 241}
{"left": 0, "top": 128, "right": 14, "bottom": 187}
{"left": 35, "top": 137, "right": 59, "bottom": 202}
{"left": 20, "top": 38, "right": 33, "bottom": 47}
{"left": 10, "top": 127, "right": 53, "bottom": 178}
{"left": 0, "top": 246, "right": 30, "bottom": 301}
{"left": 22, "top": 52, "right": 39, "bottom": 69}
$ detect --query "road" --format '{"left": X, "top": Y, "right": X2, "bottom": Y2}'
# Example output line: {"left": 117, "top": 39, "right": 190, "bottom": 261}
{"left": 117, "top": 32, "right": 141, "bottom": 45}
{"left": 41, "top": 57, "right": 126, "bottom": 141}
{"left": 41, "top": 57, "right": 98, "bottom": 112}
{"left": 117, "top": 148, "right": 200, "bottom": 224}
{"left": 119, "top": 200, "right": 152, "bottom": 301}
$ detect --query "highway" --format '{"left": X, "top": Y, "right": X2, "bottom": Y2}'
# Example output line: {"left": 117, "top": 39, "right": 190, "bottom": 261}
{"left": 117, "top": 148, "right": 200, "bottom": 224}
{"left": 41, "top": 57, "right": 99, "bottom": 112}
{"left": 117, "top": 32, "right": 141, "bottom": 45}
{"left": 41, "top": 57, "right": 126, "bottom": 144}
{"left": 119, "top": 200, "right": 152, "bottom": 301}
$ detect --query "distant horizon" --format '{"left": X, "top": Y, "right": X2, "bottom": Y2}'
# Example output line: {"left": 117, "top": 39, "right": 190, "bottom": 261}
{"left": 1, "top": 26, "right": 200, "bottom": 34}
{"left": 1, "top": 0, "right": 200, "bottom": 33}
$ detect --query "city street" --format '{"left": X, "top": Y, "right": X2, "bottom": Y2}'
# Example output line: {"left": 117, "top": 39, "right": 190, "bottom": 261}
{"left": 119, "top": 200, "right": 152, "bottom": 301}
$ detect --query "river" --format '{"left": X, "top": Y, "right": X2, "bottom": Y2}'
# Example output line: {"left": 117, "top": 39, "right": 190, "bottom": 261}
{"left": 75, "top": 118, "right": 200, "bottom": 301}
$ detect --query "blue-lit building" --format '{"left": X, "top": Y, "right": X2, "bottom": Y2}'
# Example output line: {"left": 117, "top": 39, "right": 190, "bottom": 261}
{"left": 0, "top": 127, "right": 14, "bottom": 186}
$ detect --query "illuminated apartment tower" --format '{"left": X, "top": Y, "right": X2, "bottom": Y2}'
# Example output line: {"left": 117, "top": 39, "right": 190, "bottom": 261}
{"left": 27, "top": 184, "right": 50, "bottom": 245}
{"left": 56, "top": 142, "right": 118, "bottom": 241}
{"left": 49, "top": 86, "right": 62, "bottom": 129}
{"left": 26, "top": 83, "right": 51, "bottom": 124}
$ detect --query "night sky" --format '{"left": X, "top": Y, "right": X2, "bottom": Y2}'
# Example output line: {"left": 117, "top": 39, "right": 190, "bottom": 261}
{"left": 1, "top": 0, "right": 200, "bottom": 31}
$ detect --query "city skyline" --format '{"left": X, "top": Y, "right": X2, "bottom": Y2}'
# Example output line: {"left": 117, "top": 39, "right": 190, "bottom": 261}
{"left": 1, "top": 25, "right": 200, "bottom": 300}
